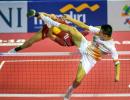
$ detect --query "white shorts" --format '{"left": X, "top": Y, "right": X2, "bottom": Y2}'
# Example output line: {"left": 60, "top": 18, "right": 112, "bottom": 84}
{"left": 78, "top": 37, "right": 96, "bottom": 74}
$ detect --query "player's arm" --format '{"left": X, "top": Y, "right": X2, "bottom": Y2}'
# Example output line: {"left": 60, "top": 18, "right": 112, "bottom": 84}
{"left": 49, "top": 34, "right": 66, "bottom": 46}
{"left": 113, "top": 59, "right": 120, "bottom": 82}
{"left": 111, "top": 48, "right": 120, "bottom": 82}
{"left": 48, "top": 27, "right": 66, "bottom": 46}
{"left": 63, "top": 14, "right": 89, "bottom": 31}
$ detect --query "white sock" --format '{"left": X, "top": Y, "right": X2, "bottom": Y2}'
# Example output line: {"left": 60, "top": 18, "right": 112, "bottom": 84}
{"left": 68, "top": 85, "right": 74, "bottom": 93}
{"left": 64, "top": 85, "right": 74, "bottom": 99}
{"left": 41, "top": 16, "right": 61, "bottom": 27}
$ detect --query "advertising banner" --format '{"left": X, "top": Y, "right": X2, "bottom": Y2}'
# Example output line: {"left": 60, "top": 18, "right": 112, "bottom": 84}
{"left": 1, "top": 0, "right": 129, "bottom": 32}
{"left": 28, "top": 0, "right": 107, "bottom": 32}
{"left": 108, "top": 0, "right": 130, "bottom": 31}
{"left": 0, "top": 1, "right": 27, "bottom": 33}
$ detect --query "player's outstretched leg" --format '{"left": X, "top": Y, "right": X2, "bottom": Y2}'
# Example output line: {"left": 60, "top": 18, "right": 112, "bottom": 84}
{"left": 64, "top": 85, "right": 73, "bottom": 100}
{"left": 40, "top": 15, "right": 83, "bottom": 48}
{"left": 8, "top": 29, "right": 43, "bottom": 53}
{"left": 64, "top": 63, "right": 86, "bottom": 100}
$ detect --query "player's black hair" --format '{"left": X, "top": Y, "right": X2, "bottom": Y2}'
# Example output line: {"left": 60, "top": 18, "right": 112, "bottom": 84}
{"left": 101, "top": 24, "right": 112, "bottom": 37}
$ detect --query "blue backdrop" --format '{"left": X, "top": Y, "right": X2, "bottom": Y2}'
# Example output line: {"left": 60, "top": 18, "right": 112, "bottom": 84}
{"left": 27, "top": 0, "right": 107, "bottom": 32}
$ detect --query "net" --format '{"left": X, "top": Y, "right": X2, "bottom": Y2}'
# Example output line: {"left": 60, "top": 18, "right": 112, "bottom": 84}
{"left": 0, "top": 52, "right": 130, "bottom": 97}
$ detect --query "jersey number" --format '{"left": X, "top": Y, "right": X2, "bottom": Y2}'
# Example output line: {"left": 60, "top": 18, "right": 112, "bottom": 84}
{"left": 64, "top": 33, "right": 69, "bottom": 40}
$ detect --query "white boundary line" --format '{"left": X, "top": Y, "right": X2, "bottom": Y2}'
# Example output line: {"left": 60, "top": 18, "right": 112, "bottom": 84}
{"left": 4, "top": 59, "right": 79, "bottom": 62}
{"left": 102, "top": 59, "right": 130, "bottom": 61}
{"left": 0, "top": 93, "right": 130, "bottom": 97}
{"left": 0, "top": 52, "right": 73, "bottom": 56}
{"left": 3, "top": 58, "right": 130, "bottom": 63}
{"left": 1, "top": 51, "right": 130, "bottom": 56}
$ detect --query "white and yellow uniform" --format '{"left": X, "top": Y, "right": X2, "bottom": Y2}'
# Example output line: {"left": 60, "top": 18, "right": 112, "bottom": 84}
{"left": 79, "top": 26, "right": 118, "bottom": 74}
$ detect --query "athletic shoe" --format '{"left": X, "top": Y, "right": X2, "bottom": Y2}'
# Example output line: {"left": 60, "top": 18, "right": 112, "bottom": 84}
{"left": 8, "top": 48, "right": 16, "bottom": 53}
{"left": 64, "top": 86, "right": 73, "bottom": 100}
{"left": 64, "top": 97, "right": 69, "bottom": 100}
